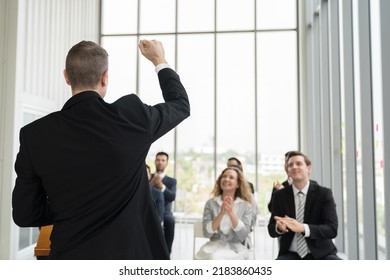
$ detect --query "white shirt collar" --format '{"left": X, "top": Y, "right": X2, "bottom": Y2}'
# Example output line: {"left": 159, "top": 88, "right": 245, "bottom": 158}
{"left": 214, "top": 195, "right": 244, "bottom": 206}
{"left": 292, "top": 180, "right": 310, "bottom": 196}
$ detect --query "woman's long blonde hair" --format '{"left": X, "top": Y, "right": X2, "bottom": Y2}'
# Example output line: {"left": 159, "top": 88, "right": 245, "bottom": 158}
{"left": 211, "top": 167, "right": 252, "bottom": 203}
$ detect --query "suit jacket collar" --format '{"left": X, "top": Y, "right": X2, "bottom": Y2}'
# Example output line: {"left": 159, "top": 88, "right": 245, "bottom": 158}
{"left": 62, "top": 91, "right": 102, "bottom": 110}
{"left": 284, "top": 181, "right": 318, "bottom": 219}
{"left": 291, "top": 181, "right": 310, "bottom": 196}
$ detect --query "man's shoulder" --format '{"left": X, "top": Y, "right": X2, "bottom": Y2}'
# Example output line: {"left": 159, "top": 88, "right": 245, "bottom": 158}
{"left": 309, "top": 179, "right": 319, "bottom": 185}
{"left": 109, "top": 94, "right": 144, "bottom": 111}
{"left": 274, "top": 184, "right": 292, "bottom": 198}
{"left": 21, "top": 111, "right": 60, "bottom": 132}
{"left": 164, "top": 175, "right": 176, "bottom": 180}
{"left": 164, "top": 175, "right": 177, "bottom": 185}
{"left": 309, "top": 181, "right": 333, "bottom": 195}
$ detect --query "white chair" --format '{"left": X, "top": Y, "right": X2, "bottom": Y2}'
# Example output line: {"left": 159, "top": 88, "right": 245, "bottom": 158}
{"left": 192, "top": 221, "right": 208, "bottom": 259}
{"left": 244, "top": 225, "right": 256, "bottom": 259}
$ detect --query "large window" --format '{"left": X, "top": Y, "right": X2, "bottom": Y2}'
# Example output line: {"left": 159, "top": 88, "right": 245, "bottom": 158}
{"left": 370, "top": 0, "right": 385, "bottom": 259}
{"left": 101, "top": 0, "right": 298, "bottom": 220}
{"left": 310, "top": 0, "right": 387, "bottom": 259}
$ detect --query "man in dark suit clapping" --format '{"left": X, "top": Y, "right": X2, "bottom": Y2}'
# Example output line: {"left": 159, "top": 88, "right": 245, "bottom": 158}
{"left": 150, "top": 151, "right": 177, "bottom": 254}
{"left": 268, "top": 151, "right": 341, "bottom": 260}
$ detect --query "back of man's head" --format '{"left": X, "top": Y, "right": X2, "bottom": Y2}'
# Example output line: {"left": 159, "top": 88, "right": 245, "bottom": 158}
{"left": 65, "top": 41, "right": 108, "bottom": 90}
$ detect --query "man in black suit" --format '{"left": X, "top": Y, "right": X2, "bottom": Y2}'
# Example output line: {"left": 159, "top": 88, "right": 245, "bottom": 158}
{"left": 12, "top": 39, "right": 190, "bottom": 259}
{"left": 146, "top": 164, "right": 164, "bottom": 225}
{"left": 268, "top": 151, "right": 341, "bottom": 260}
{"left": 150, "top": 152, "right": 176, "bottom": 254}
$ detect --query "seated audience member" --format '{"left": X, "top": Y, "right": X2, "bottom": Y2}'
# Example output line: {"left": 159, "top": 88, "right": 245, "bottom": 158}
{"left": 227, "top": 157, "right": 259, "bottom": 227}
{"left": 268, "top": 151, "right": 341, "bottom": 260}
{"left": 195, "top": 167, "right": 253, "bottom": 260}
{"left": 150, "top": 151, "right": 177, "bottom": 255}
{"left": 146, "top": 164, "right": 164, "bottom": 224}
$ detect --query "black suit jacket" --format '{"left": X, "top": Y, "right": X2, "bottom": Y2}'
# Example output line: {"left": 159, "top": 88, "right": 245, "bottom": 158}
{"left": 12, "top": 68, "right": 190, "bottom": 259}
{"left": 150, "top": 187, "right": 164, "bottom": 223}
{"left": 151, "top": 175, "right": 176, "bottom": 217}
{"left": 268, "top": 181, "right": 338, "bottom": 259}
{"left": 162, "top": 176, "right": 176, "bottom": 216}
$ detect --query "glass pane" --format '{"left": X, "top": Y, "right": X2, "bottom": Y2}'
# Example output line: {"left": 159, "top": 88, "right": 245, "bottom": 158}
{"left": 216, "top": 32, "right": 256, "bottom": 184}
{"left": 32, "top": 227, "right": 40, "bottom": 244}
{"left": 257, "top": 0, "right": 297, "bottom": 30}
{"left": 339, "top": 0, "right": 348, "bottom": 256}
{"left": 23, "top": 112, "right": 37, "bottom": 124}
{"left": 139, "top": 0, "right": 176, "bottom": 33}
{"left": 176, "top": 34, "right": 215, "bottom": 216}
{"left": 352, "top": 0, "right": 364, "bottom": 258}
{"left": 217, "top": 0, "right": 254, "bottom": 31}
{"left": 19, "top": 228, "right": 30, "bottom": 250}
{"left": 101, "top": 36, "right": 138, "bottom": 104}
{"left": 370, "top": 0, "right": 385, "bottom": 259}
{"left": 257, "top": 31, "right": 298, "bottom": 218}
{"left": 177, "top": 0, "right": 214, "bottom": 32}
{"left": 101, "top": 0, "right": 138, "bottom": 34}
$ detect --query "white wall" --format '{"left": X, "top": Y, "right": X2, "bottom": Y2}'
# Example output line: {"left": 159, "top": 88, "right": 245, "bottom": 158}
{"left": 0, "top": 0, "right": 19, "bottom": 260}
{"left": 0, "top": 0, "right": 101, "bottom": 259}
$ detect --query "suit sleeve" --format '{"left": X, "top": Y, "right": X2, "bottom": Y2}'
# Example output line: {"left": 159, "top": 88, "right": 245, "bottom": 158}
{"left": 233, "top": 202, "right": 252, "bottom": 242}
{"left": 202, "top": 199, "right": 215, "bottom": 238}
{"left": 112, "top": 68, "right": 189, "bottom": 144}
{"left": 267, "top": 190, "right": 286, "bottom": 238}
{"left": 307, "top": 188, "right": 338, "bottom": 239}
{"left": 147, "top": 68, "right": 190, "bottom": 142}
{"left": 163, "top": 177, "right": 176, "bottom": 203}
{"left": 156, "top": 192, "right": 165, "bottom": 223}
{"left": 12, "top": 128, "right": 53, "bottom": 227}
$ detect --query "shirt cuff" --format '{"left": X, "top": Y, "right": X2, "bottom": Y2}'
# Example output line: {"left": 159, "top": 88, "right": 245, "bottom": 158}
{"left": 155, "top": 63, "right": 171, "bottom": 73}
{"left": 275, "top": 224, "right": 286, "bottom": 235}
{"left": 161, "top": 184, "right": 166, "bottom": 192}
{"left": 232, "top": 220, "right": 245, "bottom": 232}
{"left": 303, "top": 223, "right": 310, "bottom": 237}
{"left": 206, "top": 222, "right": 217, "bottom": 233}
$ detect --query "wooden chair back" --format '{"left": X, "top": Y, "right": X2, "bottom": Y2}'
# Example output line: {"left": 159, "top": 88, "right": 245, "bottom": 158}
{"left": 34, "top": 225, "right": 53, "bottom": 257}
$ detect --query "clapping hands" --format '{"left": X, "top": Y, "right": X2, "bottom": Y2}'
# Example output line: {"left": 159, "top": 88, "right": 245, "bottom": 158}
{"left": 222, "top": 196, "right": 234, "bottom": 214}
{"left": 150, "top": 173, "right": 164, "bottom": 190}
